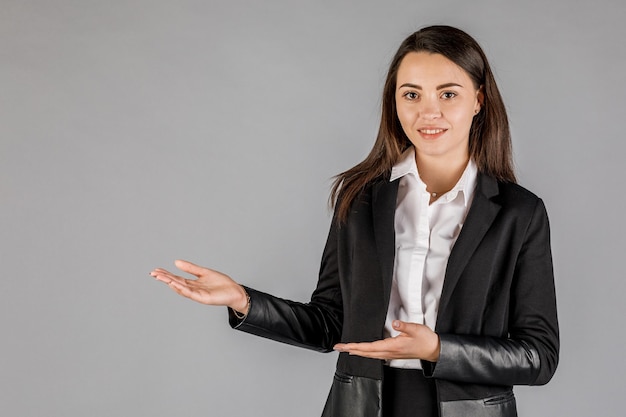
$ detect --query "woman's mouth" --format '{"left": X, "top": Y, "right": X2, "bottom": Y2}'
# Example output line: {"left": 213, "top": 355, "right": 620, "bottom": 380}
{"left": 418, "top": 128, "right": 447, "bottom": 139}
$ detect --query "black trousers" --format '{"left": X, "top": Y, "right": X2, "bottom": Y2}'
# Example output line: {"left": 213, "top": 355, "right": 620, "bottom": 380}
{"left": 382, "top": 366, "right": 438, "bottom": 417}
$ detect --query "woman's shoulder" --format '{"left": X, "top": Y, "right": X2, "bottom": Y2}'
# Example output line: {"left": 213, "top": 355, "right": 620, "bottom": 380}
{"left": 489, "top": 178, "right": 551, "bottom": 225}
{"left": 499, "top": 180, "right": 541, "bottom": 201}
{"left": 479, "top": 174, "right": 545, "bottom": 212}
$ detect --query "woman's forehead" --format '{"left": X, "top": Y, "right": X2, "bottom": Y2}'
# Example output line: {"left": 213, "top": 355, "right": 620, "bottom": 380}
{"left": 396, "top": 52, "right": 472, "bottom": 88}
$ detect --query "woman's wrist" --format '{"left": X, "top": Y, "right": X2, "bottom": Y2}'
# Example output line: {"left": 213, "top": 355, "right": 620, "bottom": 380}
{"left": 427, "top": 334, "right": 441, "bottom": 362}
{"left": 231, "top": 286, "right": 250, "bottom": 318}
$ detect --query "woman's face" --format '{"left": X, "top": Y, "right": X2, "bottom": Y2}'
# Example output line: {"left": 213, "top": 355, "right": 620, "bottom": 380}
{"left": 395, "top": 52, "right": 483, "bottom": 165}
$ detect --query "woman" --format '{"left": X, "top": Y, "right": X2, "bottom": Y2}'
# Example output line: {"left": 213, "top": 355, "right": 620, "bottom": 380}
{"left": 151, "top": 25, "right": 559, "bottom": 417}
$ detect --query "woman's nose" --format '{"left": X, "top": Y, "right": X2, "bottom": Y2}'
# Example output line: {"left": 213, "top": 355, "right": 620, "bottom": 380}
{"left": 419, "top": 98, "right": 442, "bottom": 120}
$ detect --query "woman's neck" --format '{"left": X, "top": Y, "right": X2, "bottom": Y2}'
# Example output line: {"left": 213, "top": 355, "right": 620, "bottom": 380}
{"left": 416, "top": 153, "right": 469, "bottom": 196}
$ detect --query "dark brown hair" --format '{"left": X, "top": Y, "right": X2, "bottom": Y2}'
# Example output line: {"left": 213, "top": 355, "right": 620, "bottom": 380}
{"left": 330, "top": 25, "right": 515, "bottom": 221}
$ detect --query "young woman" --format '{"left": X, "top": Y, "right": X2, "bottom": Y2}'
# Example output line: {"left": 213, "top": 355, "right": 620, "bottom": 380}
{"left": 151, "top": 25, "right": 559, "bottom": 417}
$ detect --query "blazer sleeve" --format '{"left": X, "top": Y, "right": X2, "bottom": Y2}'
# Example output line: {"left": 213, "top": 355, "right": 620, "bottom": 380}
{"left": 227, "top": 214, "right": 344, "bottom": 353}
{"left": 424, "top": 198, "right": 559, "bottom": 386}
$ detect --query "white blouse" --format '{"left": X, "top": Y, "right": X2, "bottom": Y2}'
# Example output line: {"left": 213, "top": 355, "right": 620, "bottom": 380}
{"left": 384, "top": 148, "right": 478, "bottom": 369}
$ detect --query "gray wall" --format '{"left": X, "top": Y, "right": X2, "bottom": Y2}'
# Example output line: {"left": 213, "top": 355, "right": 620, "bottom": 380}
{"left": 2, "top": 0, "right": 624, "bottom": 416}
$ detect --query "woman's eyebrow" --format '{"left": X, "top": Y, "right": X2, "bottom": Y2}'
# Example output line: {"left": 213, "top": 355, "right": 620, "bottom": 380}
{"left": 398, "top": 82, "right": 464, "bottom": 90}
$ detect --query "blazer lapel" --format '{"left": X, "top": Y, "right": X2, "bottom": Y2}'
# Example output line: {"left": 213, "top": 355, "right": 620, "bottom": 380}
{"left": 437, "top": 174, "right": 501, "bottom": 316}
{"left": 371, "top": 179, "right": 399, "bottom": 305}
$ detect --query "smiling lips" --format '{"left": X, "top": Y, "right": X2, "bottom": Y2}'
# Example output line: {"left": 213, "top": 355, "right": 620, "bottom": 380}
{"left": 418, "top": 128, "right": 448, "bottom": 139}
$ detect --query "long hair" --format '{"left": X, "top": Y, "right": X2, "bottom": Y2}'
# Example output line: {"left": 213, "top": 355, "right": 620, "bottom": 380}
{"left": 330, "top": 25, "right": 515, "bottom": 222}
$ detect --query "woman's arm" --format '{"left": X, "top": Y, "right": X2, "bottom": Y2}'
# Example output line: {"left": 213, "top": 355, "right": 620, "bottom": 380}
{"left": 229, "top": 215, "right": 344, "bottom": 352}
{"left": 428, "top": 199, "right": 559, "bottom": 386}
{"left": 151, "top": 214, "right": 344, "bottom": 353}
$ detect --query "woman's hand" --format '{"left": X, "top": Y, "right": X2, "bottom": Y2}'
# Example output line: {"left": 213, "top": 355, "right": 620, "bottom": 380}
{"left": 150, "top": 260, "right": 249, "bottom": 314}
{"left": 333, "top": 320, "right": 440, "bottom": 362}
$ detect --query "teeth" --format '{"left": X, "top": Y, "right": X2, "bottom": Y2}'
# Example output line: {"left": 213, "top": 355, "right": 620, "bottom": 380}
{"left": 421, "top": 129, "right": 444, "bottom": 134}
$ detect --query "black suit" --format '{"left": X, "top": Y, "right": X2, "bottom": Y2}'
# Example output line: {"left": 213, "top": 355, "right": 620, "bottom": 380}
{"left": 230, "top": 173, "right": 559, "bottom": 417}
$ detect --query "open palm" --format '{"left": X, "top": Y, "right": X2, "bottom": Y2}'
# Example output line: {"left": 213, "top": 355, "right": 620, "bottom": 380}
{"left": 150, "top": 260, "right": 249, "bottom": 313}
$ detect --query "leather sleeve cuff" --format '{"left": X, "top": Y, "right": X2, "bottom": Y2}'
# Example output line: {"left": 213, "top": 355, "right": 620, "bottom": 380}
{"left": 227, "top": 285, "right": 257, "bottom": 329}
{"left": 425, "top": 333, "right": 540, "bottom": 385}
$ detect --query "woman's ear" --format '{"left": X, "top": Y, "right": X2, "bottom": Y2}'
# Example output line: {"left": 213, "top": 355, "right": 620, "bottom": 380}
{"left": 478, "top": 85, "right": 485, "bottom": 105}
{"left": 475, "top": 85, "right": 485, "bottom": 114}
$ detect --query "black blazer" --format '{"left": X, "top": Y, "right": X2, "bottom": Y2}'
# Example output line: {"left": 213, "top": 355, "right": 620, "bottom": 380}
{"left": 231, "top": 173, "right": 559, "bottom": 417}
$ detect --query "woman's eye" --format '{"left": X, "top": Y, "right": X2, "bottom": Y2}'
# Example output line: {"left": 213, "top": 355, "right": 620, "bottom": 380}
{"left": 441, "top": 91, "right": 457, "bottom": 99}
{"left": 404, "top": 91, "right": 418, "bottom": 100}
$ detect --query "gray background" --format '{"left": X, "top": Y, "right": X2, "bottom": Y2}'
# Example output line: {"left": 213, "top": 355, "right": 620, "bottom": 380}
{"left": 1, "top": 0, "right": 624, "bottom": 416}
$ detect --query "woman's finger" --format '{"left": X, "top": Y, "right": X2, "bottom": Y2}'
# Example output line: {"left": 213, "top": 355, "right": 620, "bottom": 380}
{"left": 168, "top": 280, "right": 192, "bottom": 298}
{"left": 150, "top": 269, "right": 189, "bottom": 286}
{"left": 175, "top": 259, "right": 207, "bottom": 277}
{"left": 392, "top": 320, "right": 427, "bottom": 336}
{"left": 335, "top": 338, "right": 398, "bottom": 353}
{"left": 392, "top": 320, "right": 411, "bottom": 333}
{"left": 334, "top": 342, "right": 399, "bottom": 360}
